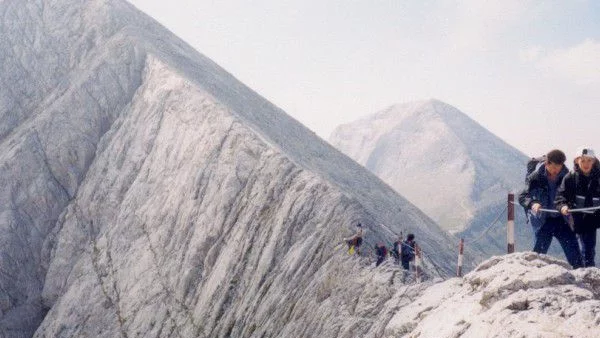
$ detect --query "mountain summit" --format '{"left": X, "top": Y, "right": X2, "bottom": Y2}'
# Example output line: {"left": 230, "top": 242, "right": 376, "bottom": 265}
{"left": 0, "top": 1, "right": 470, "bottom": 337}
{"left": 329, "top": 99, "right": 529, "bottom": 248}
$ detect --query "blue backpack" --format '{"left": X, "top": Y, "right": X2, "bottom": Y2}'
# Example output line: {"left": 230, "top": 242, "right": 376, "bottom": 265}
{"left": 401, "top": 241, "right": 414, "bottom": 260}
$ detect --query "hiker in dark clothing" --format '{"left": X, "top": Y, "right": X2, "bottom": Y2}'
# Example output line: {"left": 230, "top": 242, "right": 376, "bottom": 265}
{"left": 519, "top": 149, "right": 583, "bottom": 268}
{"left": 374, "top": 243, "right": 387, "bottom": 267}
{"left": 345, "top": 223, "right": 364, "bottom": 255}
{"left": 400, "top": 234, "right": 416, "bottom": 270}
{"left": 556, "top": 147, "right": 600, "bottom": 267}
{"left": 392, "top": 236, "right": 403, "bottom": 265}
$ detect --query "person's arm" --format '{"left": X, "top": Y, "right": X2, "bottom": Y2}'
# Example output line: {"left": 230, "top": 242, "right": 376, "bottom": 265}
{"left": 555, "top": 174, "right": 574, "bottom": 214}
{"left": 518, "top": 175, "right": 540, "bottom": 210}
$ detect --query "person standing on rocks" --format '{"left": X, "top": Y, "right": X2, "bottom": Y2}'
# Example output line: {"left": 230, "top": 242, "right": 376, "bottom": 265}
{"left": 556, "top": 147, "right": 600, "bottom": 267}
{"left": 400, "top": 234, "right": 416, "bottom": 270}
{"left": 392, "top": 235, "right": 403, "bottom": 265}
{"left": 374, "top": 242, "right": 388, "bottom": 267}
{"left": 519, "top": 149, "right": 583, "bottom": 268}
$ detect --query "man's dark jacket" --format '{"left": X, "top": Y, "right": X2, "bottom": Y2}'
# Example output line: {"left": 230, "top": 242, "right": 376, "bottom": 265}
{"left": 555, "top": 165, "right": 600, "bottom": 233}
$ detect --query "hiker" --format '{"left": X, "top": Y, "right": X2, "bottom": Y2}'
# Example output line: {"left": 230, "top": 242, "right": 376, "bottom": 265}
{"left": 400, "top": 234, "right": 416, "bottom": 270}
{"left": 392, "top": 235, "right": 403, "bottom": 265}
{"left": 345, "top": 223, "right": 364, "bottom": 255}
{"left": 374, "top": 243, "right": 387, "bottom": 267}
{"left": 519, "top": 149, "right": 583, "bottom": 268}
{"left": 556, "top": 147, "right": 600, "bottom": 267}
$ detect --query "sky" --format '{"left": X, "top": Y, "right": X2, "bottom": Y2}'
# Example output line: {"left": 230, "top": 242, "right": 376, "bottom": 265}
{"left": 127, "top": 0, "right": 600, "bottom": 161}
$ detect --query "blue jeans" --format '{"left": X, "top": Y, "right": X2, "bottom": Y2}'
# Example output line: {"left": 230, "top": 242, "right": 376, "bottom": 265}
{"left": 529, "top": 213, "right": 583, "bottom": 268}
{"left": 578, "top": 228, "right": 597, "bottom": 267}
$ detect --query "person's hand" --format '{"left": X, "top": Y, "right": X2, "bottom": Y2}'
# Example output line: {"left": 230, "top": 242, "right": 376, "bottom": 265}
{"left": 560, "top": 205, "right": 570, "bottom": 216}
{"left": 531, "top": 203, "right": 542, "bottom": 215}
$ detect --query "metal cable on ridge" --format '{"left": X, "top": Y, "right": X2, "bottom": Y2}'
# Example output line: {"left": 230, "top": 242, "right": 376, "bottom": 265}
{"left": 509, "top": 201, "right": 600, "bottom": 214}
{"left": 417, "top": 248, "right": 448, "bottom": 279}
{"left": 462, "top": 204, "right": 508, "bottom": 245}
{"left": 381, "top": 198, "right": 600, "bottom": 280}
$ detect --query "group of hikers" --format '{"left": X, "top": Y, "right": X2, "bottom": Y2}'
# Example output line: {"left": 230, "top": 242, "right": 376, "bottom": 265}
{"left": 519, "top": 147, "right": 600, "bottom": 268}
{"left": 344, "top": 223, "right": 417, "bottom": 270}
{"left": 343, "top": 146, "right": 599, "bottom": 273}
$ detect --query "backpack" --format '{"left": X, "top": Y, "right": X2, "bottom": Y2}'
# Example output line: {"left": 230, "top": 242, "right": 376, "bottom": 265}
{"left": 523, "top": 156, "right": 546, "bottom": 222}
{"left": 401, "top": 241, "right": 414, "bottom": 260}
{"left": 526, "top": 156, "right": 545, "bottom": 182}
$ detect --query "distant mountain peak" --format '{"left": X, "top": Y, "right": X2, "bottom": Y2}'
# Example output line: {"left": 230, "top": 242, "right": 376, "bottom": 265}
{"left": 329, "top": 100, "right": 528, "bottom": 238}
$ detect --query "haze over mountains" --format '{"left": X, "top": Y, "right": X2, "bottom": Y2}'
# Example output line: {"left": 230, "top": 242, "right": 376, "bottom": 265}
{"left": 0, "top": 1, "right": 472, "bottom": 337}
{"left": 329, "top": 100, "right": 534, "bottom": 253}
{"left": 2, "top": 1, "right": 599, "bottom": 337}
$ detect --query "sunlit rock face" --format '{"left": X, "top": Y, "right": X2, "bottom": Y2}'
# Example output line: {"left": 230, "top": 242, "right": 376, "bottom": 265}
{"left": 385, "top": 252, "right": 600, "bottom": 338}
{"left": 0, "top": 1, "right": 469, "bottom": 337}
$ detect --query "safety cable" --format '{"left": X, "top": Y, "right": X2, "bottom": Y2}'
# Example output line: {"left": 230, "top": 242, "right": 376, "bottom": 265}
{"left": 510, "top": 201, "right": 600, "bottom": 214}
{"left": 462, "top": 204, "right": 507, "bottom": 244}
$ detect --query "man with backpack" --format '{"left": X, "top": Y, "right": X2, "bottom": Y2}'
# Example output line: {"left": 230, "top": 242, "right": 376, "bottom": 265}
{"left": 400, "top": 234, "right": 416, "bottom": 270}
{"left": 519, "top": 149, "right": 583, "bottom": 268}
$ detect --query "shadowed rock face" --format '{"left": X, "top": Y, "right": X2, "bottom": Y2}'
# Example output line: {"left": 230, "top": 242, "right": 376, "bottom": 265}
{"left": 0, "top": 1, "right": 468, "bottom": 337}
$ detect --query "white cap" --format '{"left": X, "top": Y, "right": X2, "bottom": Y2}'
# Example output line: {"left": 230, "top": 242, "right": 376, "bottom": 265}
{"left": 575, "top": 147, "right": 596, "bottom": 159}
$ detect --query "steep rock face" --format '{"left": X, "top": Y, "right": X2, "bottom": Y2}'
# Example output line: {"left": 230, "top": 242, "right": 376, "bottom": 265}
{"left": 0, "top": 0, "right": 143, "bottom": 141}
{"left": 328, "top": 100, "right": 531, "bottom": 253}
{"left": 35, "top": 54, "right": 466, "bottom": 338}
{"left": 0, "top": 1, "right": 474, "bottom": 337}
{"left": 385, "top": 253, "right": 600, "bottom": 338}
{"left": 0, "top": 0, "right": 146, "bottom": 335}
{"left": 38, "top": 58, "right": 366, "bottom": 337}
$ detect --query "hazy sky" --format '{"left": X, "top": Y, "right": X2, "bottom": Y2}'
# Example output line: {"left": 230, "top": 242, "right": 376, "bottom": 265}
{"left": 127, "top": 0, "right": 600, "bottom": 160}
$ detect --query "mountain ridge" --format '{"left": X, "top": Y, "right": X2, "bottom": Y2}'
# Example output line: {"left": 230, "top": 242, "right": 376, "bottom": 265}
{"left": 0, "top": 1, "right": 475, "bottom": 336}
{"left": 328, "top": 99, "right": 530, "bottom": 251}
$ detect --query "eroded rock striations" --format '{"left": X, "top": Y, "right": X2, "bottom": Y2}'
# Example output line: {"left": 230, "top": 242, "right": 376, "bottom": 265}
{"left": 0, "top": 1, "right": 466, "bottom": 337}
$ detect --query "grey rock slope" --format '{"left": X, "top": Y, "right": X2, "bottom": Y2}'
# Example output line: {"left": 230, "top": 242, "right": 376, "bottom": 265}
{"left": 385, "top": 253, "right": 600, "bottom": 338}
{"left": 329, "top": 100, "right": 533, "bottom": 254}
{"left": 0, "top": 1, "right": 478, "bottom": 337}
